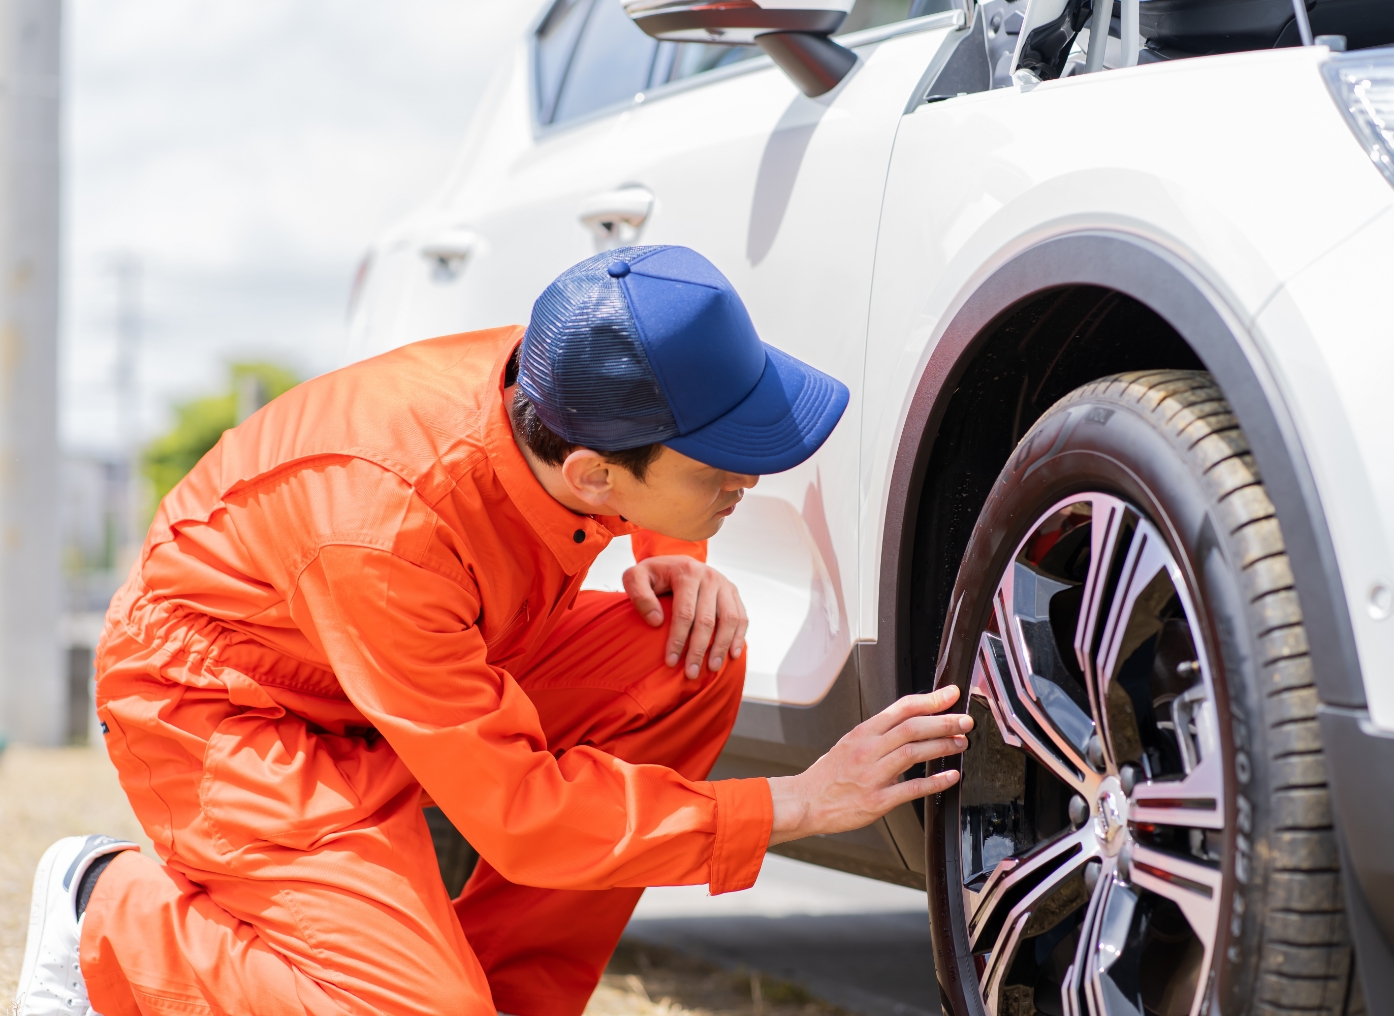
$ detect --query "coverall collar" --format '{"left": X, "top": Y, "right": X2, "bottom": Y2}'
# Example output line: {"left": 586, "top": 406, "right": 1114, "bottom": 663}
{"left": 484, "top": 335, "right": 637, "bottom": 575}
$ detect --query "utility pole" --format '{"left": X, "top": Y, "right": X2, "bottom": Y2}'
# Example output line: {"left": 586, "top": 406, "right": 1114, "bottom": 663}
{"left": 111, "top": 254, "right": 142, "bottom": 556}
{"left": 0, "top": 0, "right": 62, "bottom": 745}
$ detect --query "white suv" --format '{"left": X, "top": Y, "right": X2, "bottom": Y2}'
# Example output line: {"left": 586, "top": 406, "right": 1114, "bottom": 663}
{"left": 348, "top": 0, "right": 1394, "bottom": 1012}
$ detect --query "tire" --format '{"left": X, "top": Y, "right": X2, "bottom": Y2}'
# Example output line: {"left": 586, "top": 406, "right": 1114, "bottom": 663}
{"left": 925, "top": 371, "right": 1356, "bottom": 1016}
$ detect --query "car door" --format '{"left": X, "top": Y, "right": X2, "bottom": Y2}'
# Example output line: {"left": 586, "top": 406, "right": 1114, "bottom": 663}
{"left": 349, "top": 0, "right": 671, "bottom": 359}
{"left": 583, "top": 6, "right": 965, "bottom": 711}
{"left": 570, "top": 1, "right": 969, "bottom": 882}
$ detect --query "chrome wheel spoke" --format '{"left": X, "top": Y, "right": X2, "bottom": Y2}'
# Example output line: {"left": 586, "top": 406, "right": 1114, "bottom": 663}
{"left": 1072, "top": 494, "right": 1130, "bottom": 725}
{"left": 1127, "top": 844, "right": 1222, "bottom": 958}
{"left": 971, "top": 827, "right": 1097, "bottom": 1013}
{"left": 968, "top": 825, "right": 1096, "bottom": 939}
{"left": 1130, "top": 754, "right": 1224, "bottom": 831}
{"left": 1082, "top": 870, "right": 1146, "bottom": 1016}
{"left": 1061, "top": 855, "right": 1115, "bottom": 1016}
{"left": 984, "top": 603, "right": 1095, "bottom": 795}
{"left": 975, "top": 628, "right": 1093, "bottom": 795}
{"left": 1091, "top": 518, "right": 1176, "bottom": 774}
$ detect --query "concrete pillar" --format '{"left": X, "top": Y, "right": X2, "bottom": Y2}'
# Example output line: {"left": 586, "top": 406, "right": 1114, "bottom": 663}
{"left": 0, "top": 0, "right": 61, "bottom": 745}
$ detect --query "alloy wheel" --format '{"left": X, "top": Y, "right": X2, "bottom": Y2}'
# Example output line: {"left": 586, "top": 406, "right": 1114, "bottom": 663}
{"left": 959, "top": 492, "right": 1225, "bottom": 1016}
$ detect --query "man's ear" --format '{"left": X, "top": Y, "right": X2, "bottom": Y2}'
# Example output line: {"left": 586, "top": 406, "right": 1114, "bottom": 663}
{"left": 559, "top": 448, "right": 615, "bottom": 508}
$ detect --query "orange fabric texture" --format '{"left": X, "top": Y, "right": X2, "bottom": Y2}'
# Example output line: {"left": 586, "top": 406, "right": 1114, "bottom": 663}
{"left": 630, "top": 530, "right": 707, "bottom": 563}
{"left": 83, "top": 327, "right": 772, "bottom": 1015}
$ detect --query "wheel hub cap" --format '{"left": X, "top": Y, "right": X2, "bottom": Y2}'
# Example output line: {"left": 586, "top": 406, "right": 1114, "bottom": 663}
{"left": 1094, "top": 778, "right": 1128, "bottom": 856}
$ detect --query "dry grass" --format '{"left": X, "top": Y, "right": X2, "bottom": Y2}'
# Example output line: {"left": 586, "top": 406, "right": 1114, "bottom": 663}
{"left": 588, "top": 941, "right": 852, "bottom": 1016}
{"left": 0, "top": 748, "right": 847, "bottom": 1015}
{"left": 0, "top": 746, "right": 154, "bottom": 1001}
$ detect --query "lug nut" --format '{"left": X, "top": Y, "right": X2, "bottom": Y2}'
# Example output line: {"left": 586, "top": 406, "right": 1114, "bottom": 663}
{"left": 1069, "top": 794, "right": 1089, "bottom": 829}
{"left": 1087, "top": 733, "right": 1104, "bottom": 770}
{"left": 1120, "top": 763, "right": 1138, "bottom": 796}
{"left": 1083, "top": 859, "right": 1101, "bottom": 894}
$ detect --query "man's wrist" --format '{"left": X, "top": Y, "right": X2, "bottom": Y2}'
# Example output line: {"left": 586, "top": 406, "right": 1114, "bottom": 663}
{"left": 767, "top": 775, "right": 811, "bottom": 846}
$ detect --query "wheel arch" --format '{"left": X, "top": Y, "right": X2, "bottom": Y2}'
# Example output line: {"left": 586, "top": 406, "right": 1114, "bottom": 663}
{"left": 866, "top": 230, "right": 1394, "bottom": 996}
{"left": 868, "top": 230, "right": 1362, "bottom": 714}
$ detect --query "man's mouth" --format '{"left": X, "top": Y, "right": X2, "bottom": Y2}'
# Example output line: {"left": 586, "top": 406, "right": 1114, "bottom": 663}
{"left": 714, "top": 492, "right": 743, "bottom": 518}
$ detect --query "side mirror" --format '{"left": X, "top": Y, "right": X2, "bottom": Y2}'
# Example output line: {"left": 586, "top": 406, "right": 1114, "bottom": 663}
{"left": 623, "top": 0, "right": 858, "bottom": 97}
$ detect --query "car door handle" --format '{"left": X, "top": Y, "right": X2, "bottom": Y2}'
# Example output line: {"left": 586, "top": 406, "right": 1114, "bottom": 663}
{"left": 419, "top": 226, "right": 479, "bottom": 268}
{"left": 578, "top": 185, "right": 653, "bottom": 245}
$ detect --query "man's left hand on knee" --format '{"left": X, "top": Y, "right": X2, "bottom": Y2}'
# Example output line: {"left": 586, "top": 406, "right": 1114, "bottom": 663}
{"left": 623, "top": 555, "right": 747, "bottom": 679}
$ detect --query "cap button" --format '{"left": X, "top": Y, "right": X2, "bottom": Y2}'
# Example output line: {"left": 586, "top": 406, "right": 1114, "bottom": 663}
{"left": 573, "top": 529, "right": 586, "bottom": 543}
{"left": 607, "top": 260, "right": 630, "bottom": 278}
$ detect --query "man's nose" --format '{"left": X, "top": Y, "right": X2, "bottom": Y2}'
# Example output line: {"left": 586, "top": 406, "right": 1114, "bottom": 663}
{"left": 725, "top": 473, "right": 759, "bottom": 490}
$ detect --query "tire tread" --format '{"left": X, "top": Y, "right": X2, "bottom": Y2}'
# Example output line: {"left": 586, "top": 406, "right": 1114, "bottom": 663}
{"left": 1079, "top": 371, "right": 1352, "bottom": 1013}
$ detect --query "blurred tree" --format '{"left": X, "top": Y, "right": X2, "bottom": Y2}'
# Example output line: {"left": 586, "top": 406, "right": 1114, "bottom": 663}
{"left": 143, "top": 362, "right": 299, "bottom": 504}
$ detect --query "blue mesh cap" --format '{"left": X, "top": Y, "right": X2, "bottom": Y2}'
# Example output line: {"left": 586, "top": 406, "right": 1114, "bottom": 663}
{"left": 518, "top": 245, "right": 849, "bottom": 474}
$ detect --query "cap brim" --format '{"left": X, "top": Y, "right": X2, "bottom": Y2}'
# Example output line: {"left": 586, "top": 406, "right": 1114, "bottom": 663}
{"left": 664, "top": 345, "right": 849, "bottom": 474}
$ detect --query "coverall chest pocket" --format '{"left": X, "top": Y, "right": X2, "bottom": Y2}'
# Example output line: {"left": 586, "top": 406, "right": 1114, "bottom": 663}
{"left": 199, "top": 709, "right": 416, "bottom": 856}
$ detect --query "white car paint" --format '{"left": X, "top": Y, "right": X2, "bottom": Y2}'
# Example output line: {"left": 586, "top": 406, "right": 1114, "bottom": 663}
{"left": 348, "top": 5, "right": 1394, "bottom": 727}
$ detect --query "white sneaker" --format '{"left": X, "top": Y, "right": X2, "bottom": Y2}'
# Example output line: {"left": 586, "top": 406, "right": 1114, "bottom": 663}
{"left": 13, "top": 835, "right": 137, "bottom": 1016}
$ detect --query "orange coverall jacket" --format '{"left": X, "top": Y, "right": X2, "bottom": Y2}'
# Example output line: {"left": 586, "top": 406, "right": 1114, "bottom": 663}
{"left": 85, "top": 327, "right": 773, "bottom": 1015}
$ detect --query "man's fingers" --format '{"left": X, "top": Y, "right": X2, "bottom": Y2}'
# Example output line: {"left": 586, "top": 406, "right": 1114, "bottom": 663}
{"left": 623, "top": 566, "right": 666, "bottom": 627}
{"left": 882, "top": 735, "right": 968, "bottom": 778}
{"left": 886, "top": 769, "right": 961, "bottom": 809}
{"left": 706, "top": 584, "right": 743, "bottom": 671}
{"left": 730, "top": 598, "right": 749, "bottom": 661}
{"left": 882, "top": 711, "right": 974, "bottom": 751}
{"left": 683, "top": 580, "right": 720, "bottom": 678}
{"left": 665, "top": 571, "right": 700, "bottom": 668}
{"left": 866, "top": 685, "right": 961, "bottom": 735}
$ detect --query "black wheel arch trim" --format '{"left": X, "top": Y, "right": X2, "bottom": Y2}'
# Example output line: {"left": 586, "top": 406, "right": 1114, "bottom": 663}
{"left": 860, "top": 229, "right": 1394, "bottom": 994}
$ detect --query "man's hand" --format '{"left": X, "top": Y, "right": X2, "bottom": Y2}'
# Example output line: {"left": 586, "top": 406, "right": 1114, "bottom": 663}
{"left": 624, "top": 555, "right": 748, "bottom": 678}
{"left": 768, "top": 687, "right": 972, "bottom": 845}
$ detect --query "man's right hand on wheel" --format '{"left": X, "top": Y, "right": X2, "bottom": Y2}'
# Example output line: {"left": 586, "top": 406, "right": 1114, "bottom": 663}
{"left": 768, "top": 686, "right": 972, "bottom": 845}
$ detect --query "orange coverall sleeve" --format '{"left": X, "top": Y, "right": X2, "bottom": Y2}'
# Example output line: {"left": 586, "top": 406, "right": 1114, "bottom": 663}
{"left": 630, "top": 531, "right": 707, "bottom": 563}
{"left": 290, "top": 544, "right": 768, "bottom": 894}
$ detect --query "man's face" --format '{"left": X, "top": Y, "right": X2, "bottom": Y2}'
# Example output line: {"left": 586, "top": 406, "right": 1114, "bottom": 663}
{"left": 595, "top": 447, "right": 759, "bottom": 542}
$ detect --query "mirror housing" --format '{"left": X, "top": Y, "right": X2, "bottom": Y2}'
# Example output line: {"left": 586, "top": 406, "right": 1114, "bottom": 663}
{"left": 624, "top": 0, "right": 859, "bottom": 96}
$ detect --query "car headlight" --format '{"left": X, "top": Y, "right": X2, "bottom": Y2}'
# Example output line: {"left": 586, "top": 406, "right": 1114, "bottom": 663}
{"left": 1323, "top": 49, "right": 1394, "bottom": 190}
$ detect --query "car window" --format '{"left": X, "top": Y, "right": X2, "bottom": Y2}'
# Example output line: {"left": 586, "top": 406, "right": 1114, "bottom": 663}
{"left": 535, "top": 0, "right": 596, "bottom": 125}
{"left": 651, "top": 40, "right": 760, "bottom": 86}
{"left": 536, "top": 0, "right": 961, "bottom": 126}
{"left": 550, "top": 0, "right": 659, "bottom": 124}
{"left": 837, "top": 0, "right": 958, "bottom": 35}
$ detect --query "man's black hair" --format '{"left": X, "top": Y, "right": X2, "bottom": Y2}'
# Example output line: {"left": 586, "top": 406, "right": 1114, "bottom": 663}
{"left": 507, "top": 346, "right": 664, "bottom": 482}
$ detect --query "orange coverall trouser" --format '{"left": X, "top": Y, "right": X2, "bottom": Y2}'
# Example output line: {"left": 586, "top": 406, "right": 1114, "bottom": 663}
{"left": 81, "top": 590, "right": 747, "bottom": 1016}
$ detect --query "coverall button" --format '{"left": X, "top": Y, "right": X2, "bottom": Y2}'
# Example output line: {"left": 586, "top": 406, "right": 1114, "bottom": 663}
{"left": 573, "top": 529, "right": 586, "bottom": 543}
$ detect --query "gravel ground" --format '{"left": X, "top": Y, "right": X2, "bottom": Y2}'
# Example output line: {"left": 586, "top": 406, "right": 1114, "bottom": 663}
{"left": 0, "top": 746, "right": 849, "bottom": 1016}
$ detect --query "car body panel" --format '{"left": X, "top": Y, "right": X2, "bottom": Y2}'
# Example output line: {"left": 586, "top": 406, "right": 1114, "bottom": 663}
{"left": 584, "top": 22, "right": 964, "bottom": 704}
{"left": 1258, "top": 206, "right": 1394, "bottom": 728}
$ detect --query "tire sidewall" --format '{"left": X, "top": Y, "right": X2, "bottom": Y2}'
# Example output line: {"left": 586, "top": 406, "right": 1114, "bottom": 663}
{"left": 925, "top": 392, "right": 1269, "bottom": 1014}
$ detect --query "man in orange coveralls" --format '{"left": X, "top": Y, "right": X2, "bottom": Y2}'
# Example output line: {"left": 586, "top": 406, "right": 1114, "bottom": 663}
{"left": 17, "top": 246, "right": 971, "bottom": 1016}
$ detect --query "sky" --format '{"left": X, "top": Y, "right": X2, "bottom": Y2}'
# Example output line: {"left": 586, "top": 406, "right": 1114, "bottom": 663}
{"left": 62, "top": 0, "right": 539, "bottom": 454}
